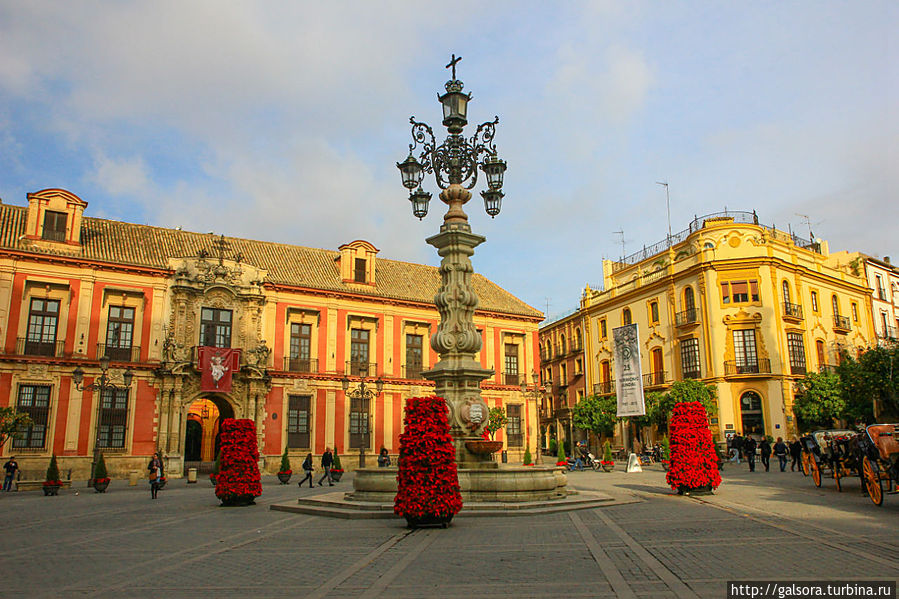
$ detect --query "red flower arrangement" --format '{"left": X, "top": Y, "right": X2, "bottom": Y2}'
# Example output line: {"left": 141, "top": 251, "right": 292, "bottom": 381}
{"left": 394, "top": 396, "right": 462, "bottom": 527}
{"left": 42, "top": 480, "right": 63, "bottom": 487}
{"left": 93, "top": 477, "right": 111, "bottom": 484}
{"left": 665, "top": 402, "right": 721, "bottom": 494}
{"left": 214, "top": 418, "right": 263, "bottom": 506}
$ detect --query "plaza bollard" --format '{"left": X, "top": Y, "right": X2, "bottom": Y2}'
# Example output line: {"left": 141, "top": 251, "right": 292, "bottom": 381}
{"left": 128, "top": 471, "right": 139, "bottom": 486}
{"left": 187, "top": 467, "right": 198, "bottom": 483}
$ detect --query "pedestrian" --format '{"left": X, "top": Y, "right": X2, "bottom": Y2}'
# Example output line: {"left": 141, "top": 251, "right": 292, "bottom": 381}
{"left": 773, "top": 437, "right": 788, "bottom": 472}
{"left": 759, "top": 437, "right": 772, "bottom": 472}
{"left": 298, "top": 453, "right": 314, "bottom": 488}
{"left": 732, "top": 433, "right": 744, "bottom": 464}
{"left": 743, "top": 435, "right": 757, "bottom": 472}
{"left": 317, "top": 447, "right": 334, "bottom": 486}
{"left": 789, "top": 437, "right": 802, "bottom": 472}
{"left": 3, "top": 456, "right": 19, "bottom": 491}
{"left": 147, "top": 452, "right": 164, "bottom": 499}
{"left": 377, "top": 447, "right": 391, "bottom": 467}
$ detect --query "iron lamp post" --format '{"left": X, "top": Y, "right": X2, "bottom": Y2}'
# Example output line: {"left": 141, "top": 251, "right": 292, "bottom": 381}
{"left": 341, "top": 374, "right": 384, "bottom": 468}
{"left": 520, "top": 371, "right": 550, "bottom": 465}
{"left": 72, "top": 354, "right": 134, "bottom": 486}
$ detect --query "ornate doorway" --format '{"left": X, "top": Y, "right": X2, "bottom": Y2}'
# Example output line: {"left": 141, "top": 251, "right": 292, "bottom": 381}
{"left": 184, "top": 396, "right": 234, "bottom": 473}
{"left": 739, "top": 391, "right": 765, "bottom": 437}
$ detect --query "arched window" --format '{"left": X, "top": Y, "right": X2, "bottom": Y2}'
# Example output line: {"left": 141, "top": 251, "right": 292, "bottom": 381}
{"left": 622, "top": 308, "right": 632, "bottom": 325}
{"left": 684, "top": 286, "right": 695, "bottom": 312}
{"left": 782, "top": 280, "right": 791, "bottom": 303}
{"left": 739, "top": 391, "right": 765, "bottom": 437}
{"left": 816, "top": 339, "right": 826, "bottom": 368}
{"left": 649, "top": 301, "right": 660, "bottom": 324}
{"left": 832, "top": 294, "right": 840, "bottom": 316}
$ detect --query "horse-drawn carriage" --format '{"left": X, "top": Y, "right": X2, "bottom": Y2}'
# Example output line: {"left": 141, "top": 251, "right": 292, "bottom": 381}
{"left": 799, "top": 429, "right": 859, "bottom": 491}
{"left": 856, "top": 423, "right": 899, "bottom": 506}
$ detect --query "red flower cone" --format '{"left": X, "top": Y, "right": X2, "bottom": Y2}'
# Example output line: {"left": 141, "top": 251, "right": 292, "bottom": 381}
{"left": 394, "top": 396, "right": 462, "bottom": 527}
{"left": 665, "top": 402, "right": 721, "bottom": 493}
{"left": 215, "top": 418, "right": 263, "bottom": 506}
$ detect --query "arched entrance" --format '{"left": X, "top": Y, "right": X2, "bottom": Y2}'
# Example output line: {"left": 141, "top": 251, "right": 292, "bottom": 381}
{"left": 184, "top": 395, "right": 234, "bottom": 473}
{"left": 739, "top": 391, "right": 765, "bottom": 437}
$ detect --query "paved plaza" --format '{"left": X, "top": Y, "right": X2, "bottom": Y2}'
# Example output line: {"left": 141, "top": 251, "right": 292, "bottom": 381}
{"left": 2, "top": 463, "right": 897, "bottom": 598}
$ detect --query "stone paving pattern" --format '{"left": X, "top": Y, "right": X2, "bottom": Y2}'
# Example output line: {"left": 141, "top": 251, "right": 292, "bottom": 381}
{"left": 1, "top": 463, "right": 896, "bottom": 598}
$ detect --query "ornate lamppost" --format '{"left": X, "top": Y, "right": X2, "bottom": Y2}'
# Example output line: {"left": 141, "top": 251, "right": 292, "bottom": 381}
{"left": 520, "top": 371, "right": 550, "bottom": 465}
{"left": 341, "top": 374, "right": 384, "bottom": 468}
{"left": 396, "top": 55, "right": 508, "bottom": 466}
{"left": 73, "top": 354, "right": 133, "bottom": 485}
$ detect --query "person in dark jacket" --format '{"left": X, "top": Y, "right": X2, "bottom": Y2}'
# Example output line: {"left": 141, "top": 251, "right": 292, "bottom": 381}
{"left": 732, "top": 433, "right": 744, "bottom": 464}
{"left": 743, "top": 435, "right": 758, "bottom": 472}
{"left": 377, "top": 447, "right": 391, "bottom": 467}
{"left": 147, "top": 452, "right": 164, "bottom": 499}
{"left": 298, "top": 453, "right": 314, "bottom": 488}
{"left": 317, "top": 447, "right": 334, "bottom": 486}
{"left": 789, "top": 437, "right": 803, "bottom": 471}
{"left": 3, "top": 456, "right": 19, "bottom": 492}
{"left": 773, "top": 437, "right": 788, "bottom": 472}
{"left": 759, "top": 437, "right": 772, "bottom": 472}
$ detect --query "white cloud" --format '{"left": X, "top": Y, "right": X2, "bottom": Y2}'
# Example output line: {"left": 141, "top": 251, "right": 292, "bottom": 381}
{"left": 89, "top": 153, "right": 150, "bottom": 197}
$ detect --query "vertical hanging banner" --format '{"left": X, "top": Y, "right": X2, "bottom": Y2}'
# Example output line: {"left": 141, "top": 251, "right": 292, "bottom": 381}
{"left": 613, "top": 324, "right": 645, "bottom": 417}
{"left": 199, "top": 347, "right": 241, "bottom": 392}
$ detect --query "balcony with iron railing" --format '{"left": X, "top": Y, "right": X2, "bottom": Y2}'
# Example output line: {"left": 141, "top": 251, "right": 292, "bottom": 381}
{"left": 13, "top": 338, "right": 68, "bottom": 358}
{"left": 283, "top": 357, "right": 318, "bottom": 373}
{"left": 833, "top": 315, "right": 851, "bottom": 332}
{"left": 346, "top": 360, "right": 378, "bottom": 377}
{"left": 782, "top": 302, "right": 804, "bottom": 321}
{"left": 790, "top": 362, "right": 807, "bottom": 376}
{"left": 878, "top": 326, "right": 898, "bottom": 341}
{"left": 724, "top": 358, "right": 771, "bottom": 376}
{"left": 592, "top": 380, "right": 615, "bottom": 395}
{"left": 96, "top": 344, "right": 141, "bottom": 362}
{"left": 674, "top": 308, "right": 699, "bottom": 327}
{"left": 402, "top": 363, "right": 426, "bottom": 380}
{"left": 503, "top": 373, "right": 520, "bottom": 386}
{"left": 642, "top": 371, "right": 667, "bottom": 388}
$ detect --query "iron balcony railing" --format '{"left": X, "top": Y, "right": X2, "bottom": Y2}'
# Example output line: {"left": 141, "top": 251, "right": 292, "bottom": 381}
{"left": 879, "top": 326, "right": 898, "bottom": 340}
{"left": 346, "top": 360, "right": 377, "bottom": 377}
{"left": 682, "top": 369, "right": 701, "bottom": 380}
{"left": 724, "top": 358, "right": 771, "bottom": 376}
{"left": 643, "top": 371, "right": 667, "bottom": 387}
{"left": 782, "top": 302, "right": 804, "bottom": 320}
{"left": 790, "top": 363, "right": 807, "bottom": 375}
{"left": 402, "top": 363, "right": 426, "bottom": 380}
{"left": 833, "top": 315, "right": 851, "bottom": 331}
{"left": 675, "top": 308, "right": 698, "bottom": 326}
{"left": 504, "top": 373, "right": 520, "bottom": 386}
{"left": 593, "top": 380, "right": 615, "bottom": 395}
{"left": 96, "top": 344, "right": 141, "bottom": 362}
{"left": 283, "top": 357, "right": 318, "bottom": 373}
{"left": 15, "top": 338, "right": 67, "bottom": 358}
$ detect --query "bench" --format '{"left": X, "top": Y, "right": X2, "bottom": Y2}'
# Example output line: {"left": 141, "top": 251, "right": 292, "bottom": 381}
{"left": 15, "top": 480, "right": 73, "bottom": 492}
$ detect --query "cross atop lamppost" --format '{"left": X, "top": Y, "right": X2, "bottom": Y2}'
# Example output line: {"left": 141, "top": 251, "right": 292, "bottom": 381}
{"left": 72, "top": 355, "right": 134, "bottom": 485}
{"left": 396, "top": 56, "right": 508, "bottom": 467}
{"left": 341, "top": 373, "right": 384, "bottom": 468}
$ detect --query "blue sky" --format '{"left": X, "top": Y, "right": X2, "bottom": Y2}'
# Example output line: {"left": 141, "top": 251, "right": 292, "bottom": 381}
{"left": 1, "top": 2, "right": 895, "bottom": 320}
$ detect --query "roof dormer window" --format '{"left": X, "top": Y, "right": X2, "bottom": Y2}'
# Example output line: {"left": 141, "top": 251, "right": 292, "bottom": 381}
{"left": 354, "top": 258, "right": 367, "bottom": 283}
{"left": 42, "top": 210, "right": 67, "bottom": 241}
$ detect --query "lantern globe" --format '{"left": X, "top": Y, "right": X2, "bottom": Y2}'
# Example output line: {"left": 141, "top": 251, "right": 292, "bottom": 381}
{"left": 409, "top": 187, "right": 431, "bottom": 220}
{"left": 439, "top": 80, "right": 471, "bottom": 133}
{"left": 481, "top": 189, "right": 503, "bottom": 218}
{"left": 481, "top": 155, "right": 507, "bottom": 190}
{"left": 396, "top": 153, "right": 424, "bottom": 189}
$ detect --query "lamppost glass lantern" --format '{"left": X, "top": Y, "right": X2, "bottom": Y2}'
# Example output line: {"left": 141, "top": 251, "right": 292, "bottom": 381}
{"left": 396, "top": 153, "right": 424, "bottom": 189}
{"left": 409, "top": 187, "right": 431, "bottom": 220}
{"left": 481, "top": 155, "right": 507, "bottom": 190}
{"left": 481, "top": 189, "right": 503, "bottom": 218}
{"left": 439, "top": 80, "right": 471, "bottom": 133}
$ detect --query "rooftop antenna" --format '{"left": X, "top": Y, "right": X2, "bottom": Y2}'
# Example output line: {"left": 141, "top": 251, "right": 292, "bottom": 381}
{"left": 655, "top": 181, "right": 672, "bottom": 245}
{"left": 544, "top": 298, "right": 551, "bottom": 319}
{"left": 613, "top": 229, "right": 626, "bottom": 260}
{"left": 794, "top": 213, "right": 820, "bottom": 239}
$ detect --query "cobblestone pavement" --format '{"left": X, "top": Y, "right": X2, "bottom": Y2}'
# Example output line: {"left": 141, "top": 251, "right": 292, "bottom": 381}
{"left": 1, "top": 464, "right": 897, "bottom": 598}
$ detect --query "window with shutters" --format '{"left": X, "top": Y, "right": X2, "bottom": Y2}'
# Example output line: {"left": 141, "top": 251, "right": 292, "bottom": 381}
{"left": 721, "top": 280, "right": 759, "bottom": 304}
{"left": 680, "top": 338, "right": 701, "bottom": 379}
{"left": 506, "top": 404, "right": 522, "bottom": 447}
{"left": 504, "top": 343, "right": 519, "bottom": 385}
{"left": 105, "top": 306, "right": 135, "bottom": 361}
{"left": 42, "top": 210, "right": 67, "bottom": 241}
{"left": 787, "top": 332, "right": 806, "bottom": 375}
{"left": 289, "top": 323, "right": 312, "bottom": 372}
{"left": 13, "top": 385, "right": 51, "bottom": 449}
{"left": 25, "top": 298, "right": 60, "bottom": 356}
{"left": 97, "top": 388, "right": 129, "bottom": 449}
{"left": 287, "top": 395, "right": 311, "bottom": 448}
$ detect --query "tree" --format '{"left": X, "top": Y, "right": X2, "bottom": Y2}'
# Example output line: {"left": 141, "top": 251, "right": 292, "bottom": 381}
{"left": 792, "top": 370, "right": 845, "bottom": 430}
{"left": 838, "top": 345, "right": 899, "bottom": 422}
{"left": 571, "top": 394, "right": 617, "bottom": 441}
{"left": 0, "top": 407, "right": 32, "bottom": 449}
{"left": 485, "top": 407, "right": 508, "bottom": 440}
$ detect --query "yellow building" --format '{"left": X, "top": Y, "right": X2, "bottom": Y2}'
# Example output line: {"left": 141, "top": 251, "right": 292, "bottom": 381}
{"left": 538, "top": 310, "right": 587, "bottom": 451}
{"left": 0, "top": 188, "right": 542, "bottom": 479}
{"left": 581, "top": 211, "right": 875, "bottom": 442}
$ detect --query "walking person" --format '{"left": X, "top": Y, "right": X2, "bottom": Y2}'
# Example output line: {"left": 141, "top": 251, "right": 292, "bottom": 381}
{"left": 298, "top": 453, "right": 314, "bottom": 488}
{"left": 789, "top": 437, "right": 802, "bottom": 472}
{"left": 773, "top": 437, "right": 788, "bottom": 472}
{"left": 3, "top": 456, "right": 19, "bottom": 491}
{"left": 317, "top": 447, "right": 334, "bottom": 486}
{"left": 743, "top": 435, "right": 757, "bottom": 472}
{"left": 147, "top": 452, "right": 164, "bottom": 499}
{"left": 732, "top": 433, "right": 744, "bottom": 464}
{"left": 759, "top": 437, "right": 772, "bottom": 472}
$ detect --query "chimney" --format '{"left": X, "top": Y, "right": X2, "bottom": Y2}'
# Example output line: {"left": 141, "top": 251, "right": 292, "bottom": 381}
{"left": 884, "top": 256, "right": 891, "bottom": 264}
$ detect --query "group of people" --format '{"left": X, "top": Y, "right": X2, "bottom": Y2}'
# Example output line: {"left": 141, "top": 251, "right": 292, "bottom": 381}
{"left": 727, "top": 434, "right": 805, "bottom": 473}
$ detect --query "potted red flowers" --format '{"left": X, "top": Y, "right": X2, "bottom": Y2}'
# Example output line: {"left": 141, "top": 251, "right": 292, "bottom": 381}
{"left": 394, "top": 396, "right": 462, "bottom": 528}
{"left": 665, "top": 402, "right": 721, "bottom": 495}
{"left": 215, "top": 419, "right": 263, "bottom": 506}
{"left": 93, "top": 453, "right": 111, "bottom": 493}
{"left": 43, "top": 454, "right": 63, "bottom": 496}
{"left": 600, "top": 441, "right": 614, "bottom": 472}
{"left": 555, "top": 441, "right": 568, "bottom": 467}
{"left": 277, "top": 446, "right": 292, "bottom": 484}
{"left": 330, "top": 450, "right": 344, "bottom": 483}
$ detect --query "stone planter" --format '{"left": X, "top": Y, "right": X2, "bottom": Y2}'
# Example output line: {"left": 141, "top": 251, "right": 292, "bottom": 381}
{"left": 93, "top": 480, "right": 110, "bottom": 493}
{"left": 405, "top": 514, "right": 453, "bottom": 529}
{"left": 330, "top": 470, "right": 344, "bottom": 483}
{"left": 42, "top": 484, "right": 61, "bottom": 496}
{"left": 677, "top": 484, "right": 713, "bottom": 496}
{"left": 601, "top": 462, "right": 614, "bottom": 472}
{"left": 220, "top": 494, "right": 256, "bottom": 507}
{"left": 277, "top": 471, "right": 292, "bottom": 484}
{"left": 464, "top": 440, "right": 503, "bottom": 455}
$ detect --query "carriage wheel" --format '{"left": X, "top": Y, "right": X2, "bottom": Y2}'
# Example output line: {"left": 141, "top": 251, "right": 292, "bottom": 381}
{"left": 862, "top": 457, "right": 883, "bottom": 506}
{"left": 801, "top": 451, "right": 810, "bottom": 476}
{"left": 834, "top": 464, "right": 842, "bottom": 492}
{"left": 810, "top": 458, "right": 821, "bottom": 487}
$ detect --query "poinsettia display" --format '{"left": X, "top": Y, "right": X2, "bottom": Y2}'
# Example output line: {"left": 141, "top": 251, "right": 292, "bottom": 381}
{"left": 215, "top": 418, "right": 262, "bottom": 506}
{"left": 394, "top": 396, "right": 462, "bottom": 526}
{"left": 665, "top": 401, "right": 721, "bottom": 493}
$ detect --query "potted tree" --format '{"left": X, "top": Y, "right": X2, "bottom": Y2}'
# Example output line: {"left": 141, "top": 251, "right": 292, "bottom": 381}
{"left": 660, "top": 435, "right": 671, "bottom": 471}
{"left": 277, "top": 446, "right": 292, "bottom": 484}
{"left": 555, "top": 440, "right": 568, "bottom": 467}
{"left": 210, "top": 450, "right": 221, "bottom": 486}
{"left": 330, "top": 449, "right": 344, "bottom": 482}
{"left": 42, "top": 454, "right": 63, "bottom": 496}
{"left": 93, "top": 453, "right": 111, "bottom": 493}
{"left": 600, "top": 440, "right": 615, "bottom": 472}
{"left": 522, "top": 446, "right": 533, "bottom": 466}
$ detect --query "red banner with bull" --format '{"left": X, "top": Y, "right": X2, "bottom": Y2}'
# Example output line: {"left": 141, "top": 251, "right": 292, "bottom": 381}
{"left": 199, "top": 347, "right": 241, "bottom": 392}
